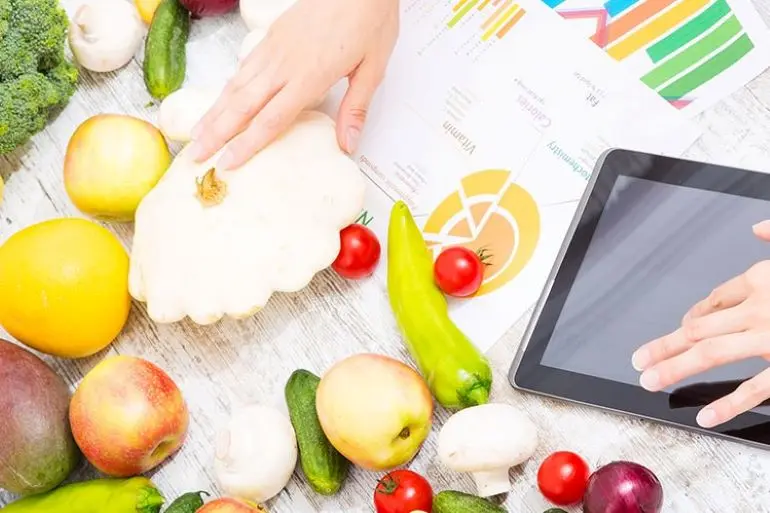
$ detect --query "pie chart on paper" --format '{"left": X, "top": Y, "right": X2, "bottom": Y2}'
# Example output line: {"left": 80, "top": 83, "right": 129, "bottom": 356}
{"left": 422, "top": 169, "right": 540, "bottom": 297}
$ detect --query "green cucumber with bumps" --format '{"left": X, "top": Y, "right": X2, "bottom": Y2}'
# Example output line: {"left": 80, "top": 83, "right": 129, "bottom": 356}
{"left": 433, "top": 490, "right": 507, "bottom": 513}
{"left": 143, "top": 0, "right": 190, "bottom": 100}
{"left": 284, "top": 369, "right": 350, "bottom": 495}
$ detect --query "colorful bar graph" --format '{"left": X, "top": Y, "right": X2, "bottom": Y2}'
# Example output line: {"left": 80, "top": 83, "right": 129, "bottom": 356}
{"left": 497, "top": 8, "right": 526, "bottom": 38}
{"left": 604, "top": 0, "right": 642, "bottom": 17}
{"left": 483, "top": 4, "right": 520, "bottom": 40}
{"left": 592, "top": 0, "right": 679, "bottom": 47}
{"left": 482, "top": 0, "right": 512, "bottom": 29}
{"left": 449, "top": 0, "right": 480, "bottom": 27}
{"left": 646, "top": 0, "right": 731, "bottom": 63}
{"left": 449, "top": 0, "right": 526, "bottom": 39}
{"left": 606, "top": 0, "right": 711, "bottom": 61}
{"left": 658, "top": 33, "right": 754, "bottom": 100}
{"left": 541, "top": 0, "right": 567, "bottom": 7}
{"left": 559, "top": 8, "right": 610, "bottom": 47}
{"left": 641, "top": 15, "right": 743, "bottom": 89}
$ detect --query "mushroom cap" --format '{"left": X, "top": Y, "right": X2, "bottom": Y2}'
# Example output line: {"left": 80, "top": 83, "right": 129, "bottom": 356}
{"left": 437, "top": 403, "right": 538, "bottom": 472}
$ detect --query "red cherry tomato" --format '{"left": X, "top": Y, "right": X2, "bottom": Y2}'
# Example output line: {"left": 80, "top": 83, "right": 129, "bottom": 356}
{"left": 537, "top": 451, "right": 591, "bottom": 506}
{"left": 374, "top": 469, "right": 434, "bottom": 513}
{"left": 433, "top": 246, "right": 485, "bottom": 297}
{"left": 332, "top": 224, "right": 382, "bottom": 279}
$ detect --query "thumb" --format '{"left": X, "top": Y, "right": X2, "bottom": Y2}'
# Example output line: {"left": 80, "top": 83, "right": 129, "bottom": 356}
{"left": 337, "top": 60, "right": 384, "bottom": 154}
{"left": 753, "top": 220, "right": 770, "bottom": 242}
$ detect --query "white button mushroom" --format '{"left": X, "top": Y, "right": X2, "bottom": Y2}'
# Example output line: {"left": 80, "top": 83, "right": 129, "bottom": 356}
{"left": 214, "top": 403, "right": 298, "bottom": 503}
{"left": 69, "top": 0, "right": 145, "bottom": 73}
{"left": 158, "top": 87, "right": 221, "bottom": 143}
{"left": 437, "top": 403, "right": 538, "bottom": 497}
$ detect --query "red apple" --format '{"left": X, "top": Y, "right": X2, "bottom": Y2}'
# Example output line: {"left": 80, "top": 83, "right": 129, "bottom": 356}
{"left": 69, "top": 355, "right": 189, "bottom": 477}
{"left": 198, "top": 498, "right": 267, "bottom": 513}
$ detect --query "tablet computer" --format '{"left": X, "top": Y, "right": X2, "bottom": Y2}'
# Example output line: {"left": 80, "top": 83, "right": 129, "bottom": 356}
{"left": 509, "top": 149, "right": 770, "bottom": 449}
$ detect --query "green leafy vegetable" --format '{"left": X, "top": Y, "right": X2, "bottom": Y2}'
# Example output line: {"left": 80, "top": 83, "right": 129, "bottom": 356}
{"left": 0, "top": 0, "right": 78, "bottom": 155}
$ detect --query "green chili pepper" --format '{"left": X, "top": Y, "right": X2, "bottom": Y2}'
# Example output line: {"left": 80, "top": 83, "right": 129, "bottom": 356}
{"left": 2, "top": 477, "right": 164, "bottom": 513}
{"left": 387, "top": 200, "right": 493, "bottom": 409}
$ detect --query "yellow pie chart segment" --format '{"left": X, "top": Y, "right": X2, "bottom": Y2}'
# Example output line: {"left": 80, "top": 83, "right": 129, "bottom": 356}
{"left": 422, "top": 169, "right": 540, "bottom": 297}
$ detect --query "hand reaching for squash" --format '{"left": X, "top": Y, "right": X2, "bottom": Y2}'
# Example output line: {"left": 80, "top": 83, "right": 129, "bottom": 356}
{"left": 189, "top": 0, "right": 400, "bottom": 170}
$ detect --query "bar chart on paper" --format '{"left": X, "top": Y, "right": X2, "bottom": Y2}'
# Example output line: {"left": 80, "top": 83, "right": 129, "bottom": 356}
{"left": 537, "top": 0, "right": 770, "bottom": 114}
{"left": 403, "top": 0, "right": 528, "bottom": 59}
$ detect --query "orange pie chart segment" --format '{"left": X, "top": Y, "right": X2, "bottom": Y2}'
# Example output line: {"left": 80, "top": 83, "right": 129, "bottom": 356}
{"left": 422, "top": 169, "right": 540, "bottom": 297}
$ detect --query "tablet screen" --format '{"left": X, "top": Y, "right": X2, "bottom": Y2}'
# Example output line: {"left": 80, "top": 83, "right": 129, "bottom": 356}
{"left": 540, "top": 175, "right": 770, "bottom": 414}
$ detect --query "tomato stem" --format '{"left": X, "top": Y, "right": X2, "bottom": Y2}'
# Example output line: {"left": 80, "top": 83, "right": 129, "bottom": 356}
{"left": 476, "top": 246, "right": 494, "bottom": 267}
{"left": 376, "top": 474, "right": 399, "bottom": 495}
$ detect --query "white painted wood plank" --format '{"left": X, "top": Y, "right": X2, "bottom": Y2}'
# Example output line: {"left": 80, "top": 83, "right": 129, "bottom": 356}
{"left": 1, "top": 1, "right": 770, "bottom": 511}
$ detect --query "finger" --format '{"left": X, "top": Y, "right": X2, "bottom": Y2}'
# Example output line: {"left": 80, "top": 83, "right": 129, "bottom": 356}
{"left": 680, "top": 303, "right": 751, "bottom": 342}
{"left": 753, "top": 220, "right": 770, "bottom": 242}
{"left": 216, "top": 82, "right": 314, "bottom": 171}
{"left": 192, "top": 76, "right": 284, "bottom": 164}
{"left": 639, "top": 331, "right": 768, "bottom": 392}
{"left": 683, "top": 273, "right": 750, "bottom": 322}
{"left": 190, "top": 52, "right": 270, "bottom": 145}
{"left": 336, "top": 60, "right": 386, "bottom": 154}
{"left": 696, "top": 366, "right": 770, "bottom": 428}
{"left": 632, "top": 328, "right": 694, "bottom": 372}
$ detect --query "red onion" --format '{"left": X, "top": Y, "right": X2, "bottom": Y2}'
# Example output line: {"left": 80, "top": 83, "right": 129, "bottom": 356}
{"left": 178, "top": 0, "right": 238, "bottom": 17}
{"left": 583, "top": 461, "right": 663, "bottom": 513}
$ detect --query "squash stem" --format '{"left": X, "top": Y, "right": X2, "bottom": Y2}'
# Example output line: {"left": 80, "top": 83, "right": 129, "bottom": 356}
{"left": 195, "top": 168, "right": 227, "bottom": 207}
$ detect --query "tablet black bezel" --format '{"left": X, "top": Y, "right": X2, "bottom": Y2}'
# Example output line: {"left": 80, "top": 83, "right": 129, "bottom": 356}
{"left": 509, "top": 148, "right": 770, "bottom": 448}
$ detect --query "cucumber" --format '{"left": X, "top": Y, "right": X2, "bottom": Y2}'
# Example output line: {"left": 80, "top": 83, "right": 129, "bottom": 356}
{"left": 163, "top": 491, "right": 208, "bottom": 513}
{"left": 143, "top": 0, "right": 190, "bottom": 100}
{"left": 433, "top": 490, "right": 507, "bottom": 513}
{"left": 284, "top": 369, "right": 350, "bottom": 495}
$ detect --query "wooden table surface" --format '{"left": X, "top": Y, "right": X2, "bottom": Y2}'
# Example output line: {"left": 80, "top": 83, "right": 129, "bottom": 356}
{"left": 2, "top": 1, "right": 770, "bottom": 511}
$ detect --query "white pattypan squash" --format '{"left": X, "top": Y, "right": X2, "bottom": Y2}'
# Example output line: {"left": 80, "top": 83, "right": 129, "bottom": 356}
{"left": 128, "top": 111, "right": 366, "bottom": 325}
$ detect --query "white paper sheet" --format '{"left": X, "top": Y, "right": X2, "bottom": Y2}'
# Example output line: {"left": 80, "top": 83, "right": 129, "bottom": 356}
{"left": 534, "top": 0, "right": 770, "bottom": 115}
{"left": 323, "top": 0, "right": 703, "bottom": 353}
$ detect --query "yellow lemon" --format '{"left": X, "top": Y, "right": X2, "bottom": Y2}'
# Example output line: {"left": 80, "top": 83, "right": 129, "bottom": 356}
{"left": 0, "top": 218, "right": 131, "bottom": 358}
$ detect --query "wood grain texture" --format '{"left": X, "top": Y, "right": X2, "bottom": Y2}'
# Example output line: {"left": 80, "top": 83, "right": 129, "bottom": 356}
{"left": 1, "top": 0, "right": 770, "bottom": 511}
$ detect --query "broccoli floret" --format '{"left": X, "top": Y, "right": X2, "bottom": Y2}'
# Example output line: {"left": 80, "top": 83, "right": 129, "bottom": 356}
{"left": 0, "top": 0, "right": 79, "bottom": 155}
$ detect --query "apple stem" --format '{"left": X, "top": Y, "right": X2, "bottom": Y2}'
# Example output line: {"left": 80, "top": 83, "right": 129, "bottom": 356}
{"left": 471, "top": 469, "right": 512, "bottom": 497}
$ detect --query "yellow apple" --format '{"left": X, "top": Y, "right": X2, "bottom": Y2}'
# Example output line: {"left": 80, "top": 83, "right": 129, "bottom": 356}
{"left": 64, "top": 114, "right": 171, "bottom": 222}
{"left": 316, "top": 353, "right": 433, "bottom": 471}
{"left": 135, "top": 0, "right": 163, "bottom": 23}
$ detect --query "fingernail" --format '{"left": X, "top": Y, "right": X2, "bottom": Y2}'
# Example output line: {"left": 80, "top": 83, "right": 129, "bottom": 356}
{"left": 696, "top": 408, "right": 718, "bottom": 428}
{"left": 640, "top": 369, "right": 660, "bottom": 391}
{"left": 345, "top": 126, "right": 360, "bottom": 154}
{"left": 631, "top": 350, "right": 649, "bottom": 371}
{"left": 217, "top": 149, "right": 235, "bottom": 171}
{"left": 754, "top": 220, "right": 770, "bottom": 230}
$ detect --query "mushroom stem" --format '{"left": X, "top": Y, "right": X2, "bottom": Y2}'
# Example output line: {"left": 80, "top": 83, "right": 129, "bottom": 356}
{"left": 471, "top": 469, "right": 512, "bottom": 497}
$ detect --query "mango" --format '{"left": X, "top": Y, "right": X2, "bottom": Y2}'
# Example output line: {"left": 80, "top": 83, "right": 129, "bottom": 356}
{"left": 0, "top": 339, "right": 80, "bottom": 495}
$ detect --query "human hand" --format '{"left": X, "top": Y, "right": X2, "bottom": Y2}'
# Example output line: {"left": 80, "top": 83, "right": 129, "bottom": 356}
{"left": 189, "top": 0, "right": 399, "bottom": 171}
{"left": 631, "top": 220, "right": 770, "bottom": 429}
